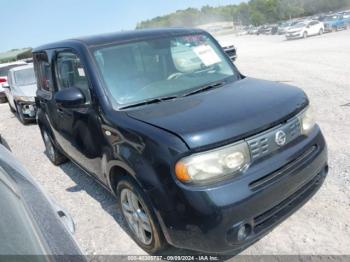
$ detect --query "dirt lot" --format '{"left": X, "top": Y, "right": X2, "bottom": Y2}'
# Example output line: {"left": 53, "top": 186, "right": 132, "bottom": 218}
{"left": 0, "top": 30, "right": 350, "bottom": 256}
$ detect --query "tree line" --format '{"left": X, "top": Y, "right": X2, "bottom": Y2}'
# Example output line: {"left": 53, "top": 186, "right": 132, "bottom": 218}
{"left": 136, "top": 0, "right": 350, "bottom": 28}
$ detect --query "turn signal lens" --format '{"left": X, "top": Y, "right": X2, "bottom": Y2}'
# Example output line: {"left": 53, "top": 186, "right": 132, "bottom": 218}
{"left": 175, "top": 162, "right": 191, "bottom": 182}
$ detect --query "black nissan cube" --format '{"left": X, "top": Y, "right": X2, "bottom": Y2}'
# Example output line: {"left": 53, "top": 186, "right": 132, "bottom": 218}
{"left": 33, "top": 28, "right": 328, "bottom": 254}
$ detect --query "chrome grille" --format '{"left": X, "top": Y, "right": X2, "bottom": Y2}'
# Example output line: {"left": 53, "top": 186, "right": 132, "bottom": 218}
{"left": 247, "top": 117, "right": 301, "bottom": 161}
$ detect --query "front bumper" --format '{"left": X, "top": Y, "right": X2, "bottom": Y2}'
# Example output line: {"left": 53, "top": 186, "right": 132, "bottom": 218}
{"left": 16, "top": 101, "right": 37, "bottom": 119}
{"left": 324, "top": 26, "right": 334, "bottom": 32}
{"left": 154, "top": 126, "right": 327, "bottom": 253}
{"left": 286, "top": 32, "right": 303, "bottom": 39}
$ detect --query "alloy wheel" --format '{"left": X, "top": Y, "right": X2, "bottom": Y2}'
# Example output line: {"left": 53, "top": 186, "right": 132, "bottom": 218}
{"left": 120, "top": 188, "right": 152, "bottom": 245}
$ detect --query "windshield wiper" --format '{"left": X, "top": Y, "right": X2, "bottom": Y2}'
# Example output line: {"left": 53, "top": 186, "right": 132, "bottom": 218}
{"left": 120, "top": 96, "right": 178, "bottom": 109}
{"left": 183, "top": 81, "right": 225, "bottom": 97}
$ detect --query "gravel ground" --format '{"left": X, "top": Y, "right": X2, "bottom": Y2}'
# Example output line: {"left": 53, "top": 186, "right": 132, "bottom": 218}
{"left": 0, "top": 30, "right": 349, "bottom": 256}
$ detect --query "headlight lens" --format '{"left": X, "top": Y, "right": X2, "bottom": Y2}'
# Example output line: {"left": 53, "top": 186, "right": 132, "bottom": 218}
{"left": 175, "top": 141, "right": 251, "bottom": 183}
{"left": 299, "top": 106, "right": 316, "bottom": 135}
{"left": 14, "top": 96, "right": 35, "bottom": 102}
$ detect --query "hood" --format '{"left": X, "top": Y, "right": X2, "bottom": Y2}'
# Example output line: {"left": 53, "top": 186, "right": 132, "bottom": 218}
{"left": 12, "top": 83, "right": 37, "bottom": 98}
{"left": 126, "top": 78, "right": 308, "bottom": 149}
{"left": 287, "top": 26, "right": 304, "bottom": 32}
{"left": 324, "top": 20, "right": 336, "bottom": 26}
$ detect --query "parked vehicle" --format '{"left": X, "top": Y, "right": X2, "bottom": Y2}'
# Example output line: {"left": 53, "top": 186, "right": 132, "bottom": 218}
{"left": 0, "top": 135, "right": 84, "bottom": 259}
{"left": 323, "top": 14, "right": 347, "bottom": 32}
{"left": 2, "top": 63, "right": 37, "bottom": 124}
{"left": 286, "top": 20, "right": 324, "bottom": 40}
{"left": 258, "top": 25, "right": 272, "bottom": 35}
{"left": 33, "top": 28, "right": 328, "bottom": 254}
{"left": 277, "top": 21, "right": 299, "bottom": 35}
{"left": 341, "top": 12, "right": 350, "bottom": 27}
{"left": 270, "top": 24, "right": 279, "bottom": 35}
{"left": 0, "top": 61, "right": 27, "bottom": 103}
{"left": 248, "top": 27, "right": 259, "bottom": 35}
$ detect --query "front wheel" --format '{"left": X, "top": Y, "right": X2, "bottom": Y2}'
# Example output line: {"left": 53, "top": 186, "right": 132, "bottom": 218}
{"left": 15, "top": 103, "right": 30, "bottom": 125}
{"left": 319, "top": 28, "right": 324, "bottom": 35}
{"left": 0, "top": 96, "right": 7, "bottom": 103}
{"left": 8, "top": 102, "right": 16, "bottom": 113}
{"left": 117, "top": 178, "right": 167, "bottom": 254}
{"left": 41, "top": 129, "right": 67, "bottom": 165}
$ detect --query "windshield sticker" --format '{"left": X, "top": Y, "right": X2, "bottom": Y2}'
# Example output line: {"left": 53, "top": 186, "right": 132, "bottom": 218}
{"left": 77, "top": 68, "right": 86, "bottom": 77}
{"left": 192, "top": 45, "right": 221, "bottom": 66}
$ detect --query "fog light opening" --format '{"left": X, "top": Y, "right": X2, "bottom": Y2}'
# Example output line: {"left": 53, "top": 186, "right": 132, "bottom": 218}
{"left": 237, "top": 223, "right": 252, "bottom": 241}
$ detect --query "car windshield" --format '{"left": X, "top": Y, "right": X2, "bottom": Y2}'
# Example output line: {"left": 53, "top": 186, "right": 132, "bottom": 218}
{"left": 326, "top": 16, "right": 338, "bottom": 21}
{"left": 294, "top": 23, "right": 306, "bottom": 28}
{"left": 93, "top": 33, "right": 237, "bottom": 107}
{"left": 14, "top": 68, "right": 36, "bottom": 86}
{"left": 0, "top": 64, "right": 23, "bottom": 77}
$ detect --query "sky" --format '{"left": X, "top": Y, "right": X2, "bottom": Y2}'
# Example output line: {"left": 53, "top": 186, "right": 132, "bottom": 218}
{"left": 1, "top": 0, "right": 244, "bottom": 52}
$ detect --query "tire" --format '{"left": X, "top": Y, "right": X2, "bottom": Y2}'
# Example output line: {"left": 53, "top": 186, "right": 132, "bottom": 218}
{"left": 41, "top": 128, "right": 67, "bottom": 165}
{"left": 303, "top": 31, "right": 308, "bottom": 39}
{"left": 117, "top": 177, "right": 167, "bottom": 254}
{"left": 15, "top": 102, "right": 30, "bottom": 125}
{"left": 0, "top": 96, "right": 7, "bottom": 103}
{"left": 319, "top": 28, "right": 324, "bottom": 35}
{"left": 8, "top": 102, "right": 16, "bottom": 113}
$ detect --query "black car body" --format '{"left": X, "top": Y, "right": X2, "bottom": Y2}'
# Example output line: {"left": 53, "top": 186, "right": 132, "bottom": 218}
{"left": 33, "top": 28, "right": 328, "bottom": 254}
{"left": 0, "top": 136, "right": 84, "bottom": 260}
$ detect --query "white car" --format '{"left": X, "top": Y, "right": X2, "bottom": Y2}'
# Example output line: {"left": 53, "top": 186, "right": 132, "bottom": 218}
{"left": 0, "top": 61, "right": 27, "bottom": 103}
{"left": 286, "top": 20, "right": 324, "bottom": 40}
{"left": 2, "top": 64, "right": 37, "bottom": 124}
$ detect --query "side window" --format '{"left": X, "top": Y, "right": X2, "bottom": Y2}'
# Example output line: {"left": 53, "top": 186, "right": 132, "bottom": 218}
{"left": 7, "top": 71, "right": 12, "bottom": 87}
{"left": 33, "top": 52, "right": 52, "bottom": 92}
{"left": 55, "top": 52, "right": 91, "bottom": 102}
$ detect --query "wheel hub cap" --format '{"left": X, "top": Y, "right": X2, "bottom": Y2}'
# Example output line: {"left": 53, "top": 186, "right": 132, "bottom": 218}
{"left": 120, "top": 188, "right": 152, "bottom": 245}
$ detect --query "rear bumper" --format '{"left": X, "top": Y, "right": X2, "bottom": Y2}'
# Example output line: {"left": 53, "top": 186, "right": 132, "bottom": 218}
{"left": 154, "top": 127, "right": 328, "bottom": 253}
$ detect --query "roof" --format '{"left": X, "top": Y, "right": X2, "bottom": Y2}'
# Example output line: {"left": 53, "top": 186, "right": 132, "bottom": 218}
{"left": 33, "top": 28, "right": 206, "bottom": 52}
{"left": 9, "top": 63, "right": 33, "bottom": 72}
{"left": 0, "top": 61, "right": 27, "bottom": 69}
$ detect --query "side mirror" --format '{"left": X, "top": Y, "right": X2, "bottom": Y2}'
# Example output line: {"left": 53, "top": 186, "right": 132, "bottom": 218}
{"left": 54, "top": 87, "right": 85, "bottom": 108}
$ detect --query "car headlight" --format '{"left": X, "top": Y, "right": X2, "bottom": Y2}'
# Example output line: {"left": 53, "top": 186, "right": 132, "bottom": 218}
{"left": 14, "top": 96, "right": 35, "bottom": 102}
{"left": 175, "top": 141, "right": 251, "bottom": 183}
{"left": 299, "top": 106, "right": 316, "bottom": 135}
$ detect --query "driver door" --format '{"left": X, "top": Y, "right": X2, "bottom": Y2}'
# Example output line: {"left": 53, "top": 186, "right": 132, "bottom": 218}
{"left": 52, "top": 51, "right": 103, "bottom": 179}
